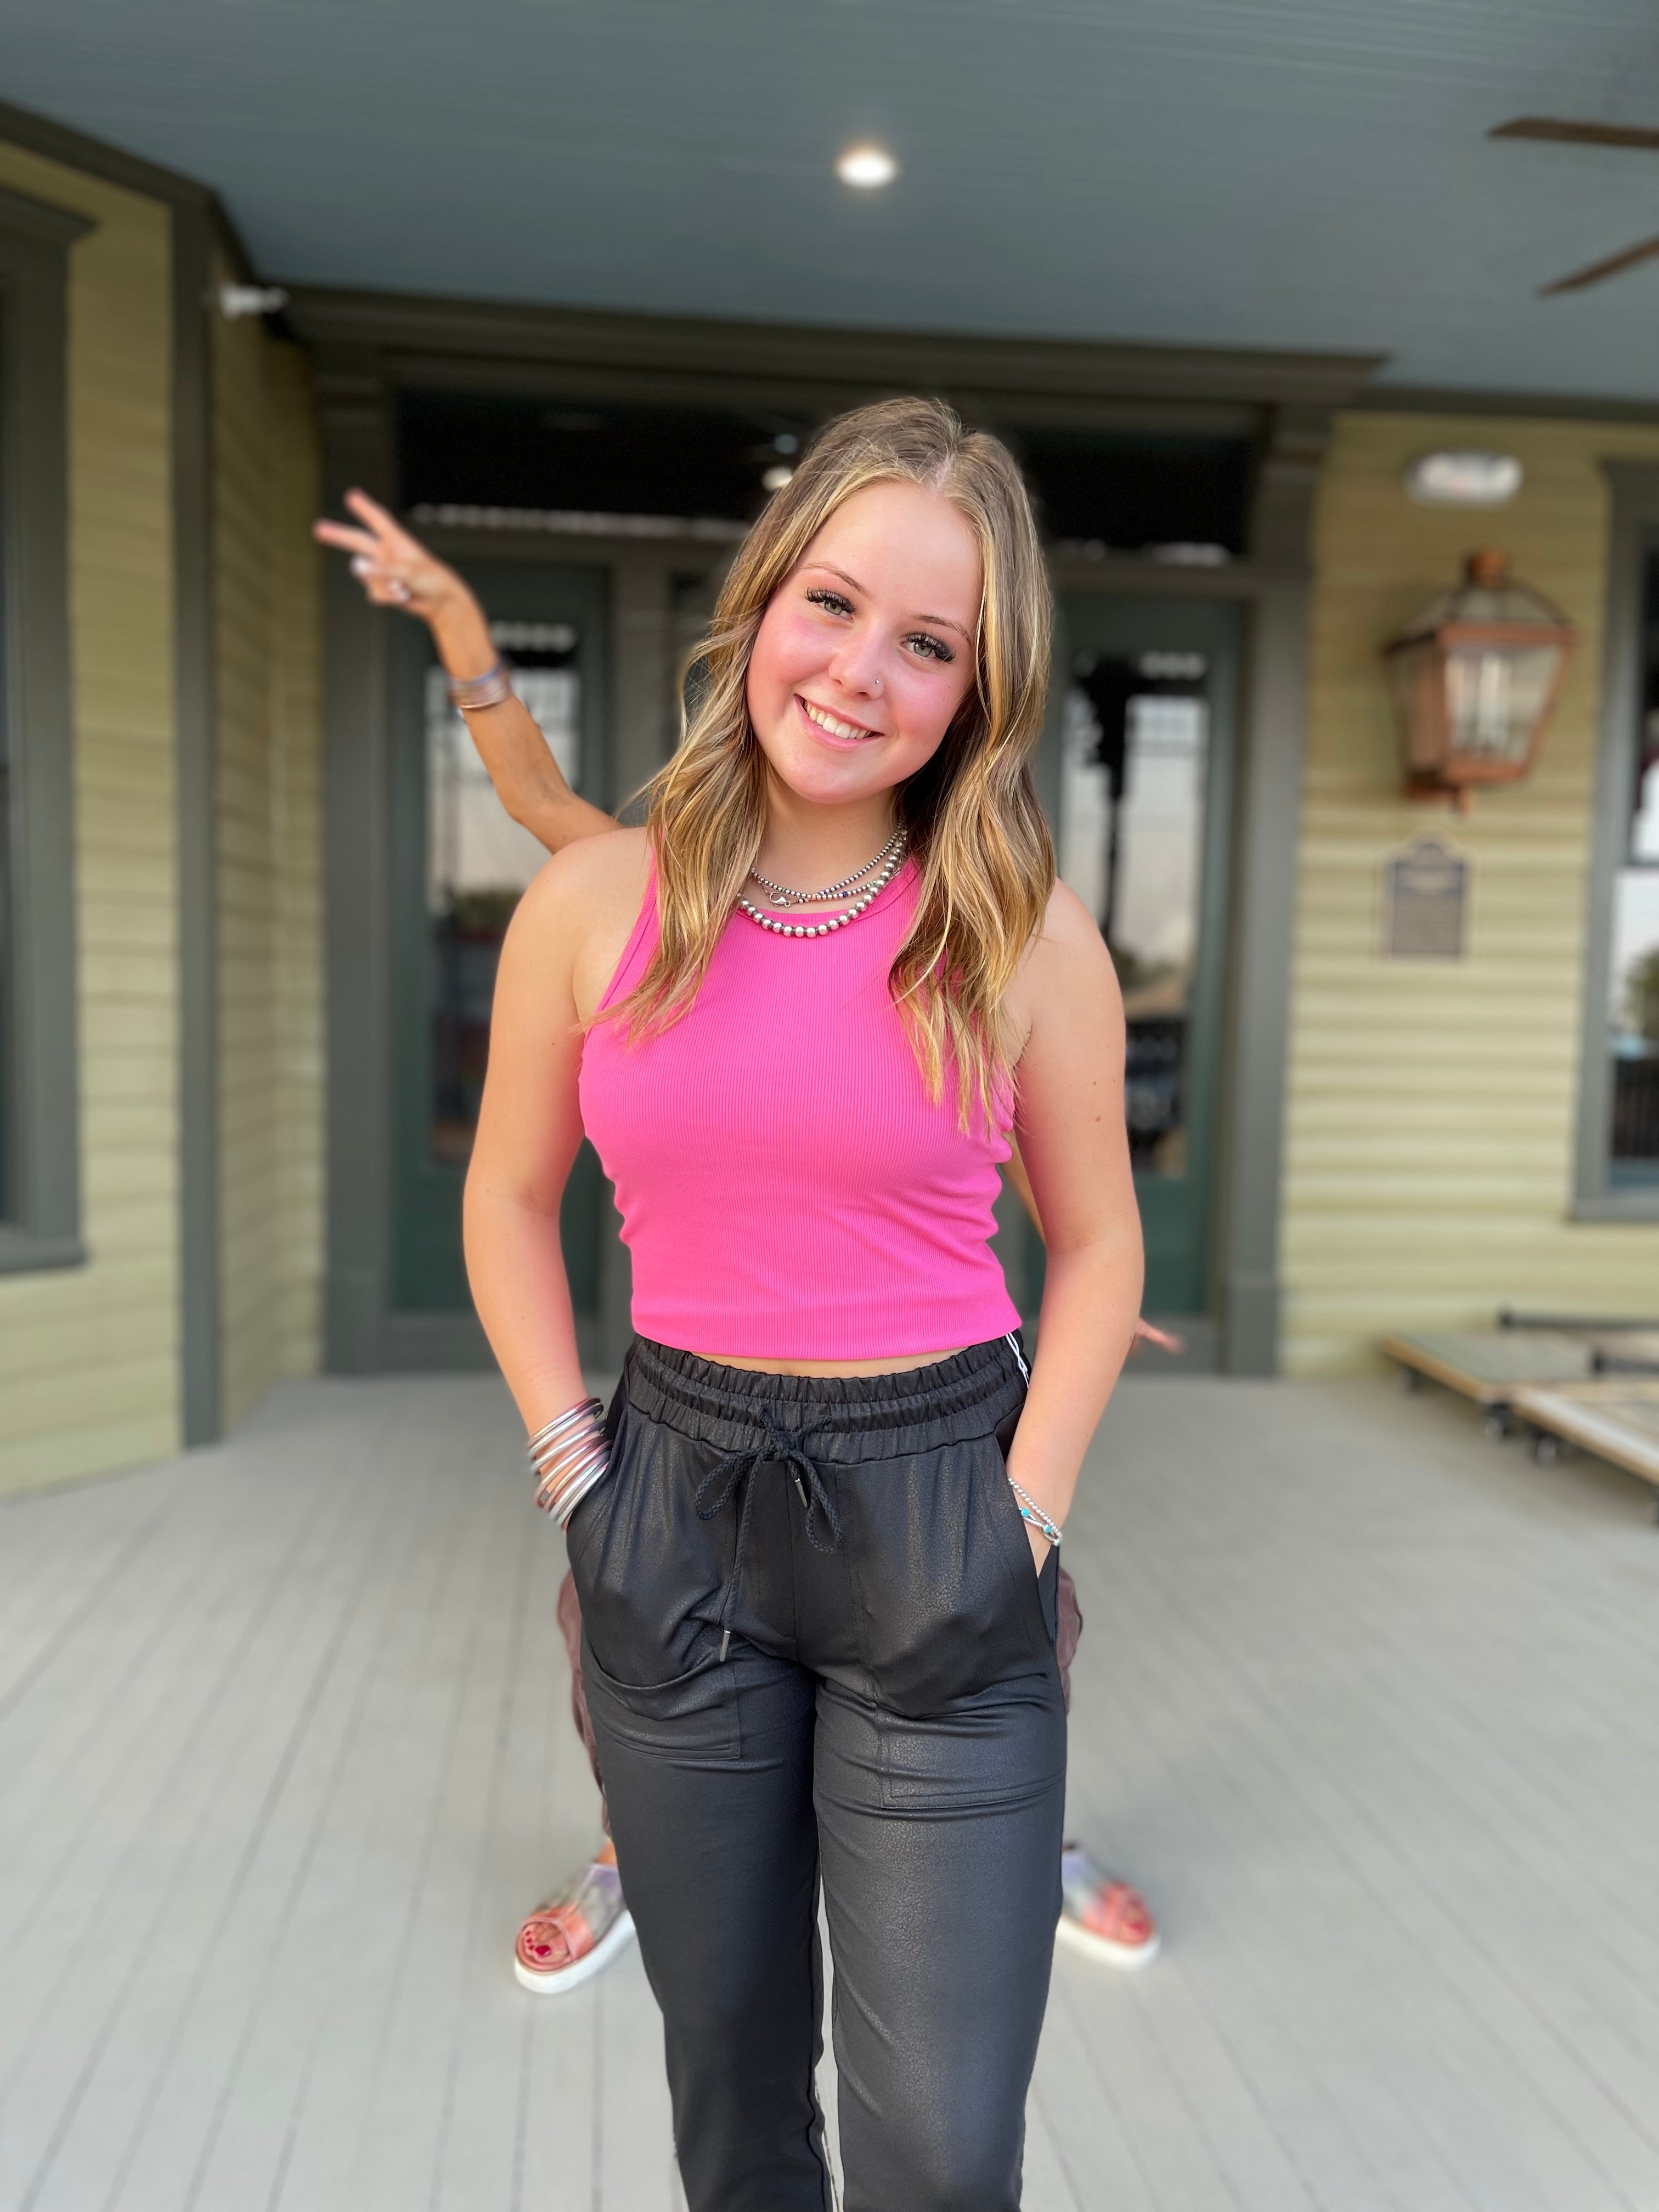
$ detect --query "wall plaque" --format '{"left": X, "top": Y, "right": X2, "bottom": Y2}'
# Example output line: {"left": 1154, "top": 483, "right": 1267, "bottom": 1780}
{"left": 1383, "top": 836, "right": 1468, "bottom": 958}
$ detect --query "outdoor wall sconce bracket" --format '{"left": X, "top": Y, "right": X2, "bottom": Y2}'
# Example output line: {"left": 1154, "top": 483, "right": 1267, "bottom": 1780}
{"left": 218, "top": 281, "right": 290, "bottom": 321}
{"left": 1382, "top": 550, "right": 1576, "bottom": 812}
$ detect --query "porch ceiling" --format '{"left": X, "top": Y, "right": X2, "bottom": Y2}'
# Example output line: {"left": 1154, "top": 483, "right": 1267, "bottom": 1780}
{"left": 3, "top": 0, "right": 1659, "bottom": 401}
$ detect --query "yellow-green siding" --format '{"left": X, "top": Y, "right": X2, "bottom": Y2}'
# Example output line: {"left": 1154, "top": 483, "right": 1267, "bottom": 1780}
{"left": 213, "top": 270, "right": 326, "bottom": 1425}
{"left": 269, "top": 348, "right": 326, "bottom": 1384}
{"left": 0, "top": 144, "right": 179, "bottom": 1493}
{"left": 0, "top": 139, "right": 325, "bottom": 1491}
{"left": 1283, "top": 412, "right": 1659, "bottom": 1373}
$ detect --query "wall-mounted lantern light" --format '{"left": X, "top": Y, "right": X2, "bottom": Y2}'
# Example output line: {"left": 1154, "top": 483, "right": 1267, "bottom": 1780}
{"left": 1382, "top": 550, "right": 1576, "bottom": 810}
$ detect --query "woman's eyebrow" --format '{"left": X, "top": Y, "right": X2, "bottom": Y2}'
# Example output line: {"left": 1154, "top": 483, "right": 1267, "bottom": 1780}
{"left": 915, "top": 609, "right": 973, "bottom": 645}
{"left": 811, "top": 563, "right": 973, "bottom": 645}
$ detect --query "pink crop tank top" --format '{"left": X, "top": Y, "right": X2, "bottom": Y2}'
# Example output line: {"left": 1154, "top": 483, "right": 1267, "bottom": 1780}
{"left": 578, "top": 857, "right": 1021, "bottom": 1360}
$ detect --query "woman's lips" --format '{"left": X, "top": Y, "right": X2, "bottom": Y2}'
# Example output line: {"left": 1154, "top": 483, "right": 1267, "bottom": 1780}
{"left": 797, "top": 695, "right": 882, "bottom": 748}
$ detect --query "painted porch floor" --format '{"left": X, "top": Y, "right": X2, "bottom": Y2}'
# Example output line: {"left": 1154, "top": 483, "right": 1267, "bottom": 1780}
{"left": 2, "top": 1370, "right": 1657, "bottom": 2212}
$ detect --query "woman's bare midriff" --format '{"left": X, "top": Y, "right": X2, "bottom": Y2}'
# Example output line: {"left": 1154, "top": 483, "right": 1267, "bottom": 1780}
{"left": 687, "top": 1347, "right": 969, "bottom": 1379}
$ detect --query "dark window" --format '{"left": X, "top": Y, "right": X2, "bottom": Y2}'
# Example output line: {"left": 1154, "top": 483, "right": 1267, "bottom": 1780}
{"left": 400, "top": 395, "right": 1254, "bottom": 562}
{"left": 0, "top": 189, "right": 88, "bottom": 1272}
{"left": 0, "top": 503, "right": 12, "bottom": 1222}
{"left": 399, "top": 391, "right": 811, "bottom": 526}
{"left": 1010, "top": 430, "right": 1250, "bottom": 558}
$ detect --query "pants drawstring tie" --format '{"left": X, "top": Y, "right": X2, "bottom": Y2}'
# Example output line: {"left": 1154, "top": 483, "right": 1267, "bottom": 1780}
{"left": 693, "top": 1408, "right": 847, "bottom": 1660}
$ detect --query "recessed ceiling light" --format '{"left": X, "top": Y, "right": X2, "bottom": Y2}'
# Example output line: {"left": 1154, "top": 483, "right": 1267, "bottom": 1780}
{"left": 836, "top": 144, "right": 898, "bottom": 189}
{"left": 762, "top": 464, "right": 795, "bottom": 493}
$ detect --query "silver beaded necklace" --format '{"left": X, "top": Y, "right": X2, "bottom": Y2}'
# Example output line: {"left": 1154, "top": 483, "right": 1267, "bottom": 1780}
{"left": 748, "top": 828, "right": 906, "bottom": 909}
{"left": 737, "top": 835, "right": 908, "bottom": 939}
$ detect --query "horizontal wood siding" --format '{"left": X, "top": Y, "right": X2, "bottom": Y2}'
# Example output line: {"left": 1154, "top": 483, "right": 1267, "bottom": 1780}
{"left": 269, "top": 347, "right": 325, "bottom": 1380}
{"left": 0, "top": 144, "right": 178, "bottom": 1494}
{"left": 214, "top": 276, "right": 325, "bottom": 1427}
{"left": 1283, "top": 413, "right": 1659, "bottom": 1373}
{"left": 212, "top": 267, "right": 278, "bottom": 1428}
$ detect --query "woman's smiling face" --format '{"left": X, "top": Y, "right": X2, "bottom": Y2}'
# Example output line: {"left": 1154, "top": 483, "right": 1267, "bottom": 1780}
{"left": 745, "top": 479, "right": 983, "bottom": 808}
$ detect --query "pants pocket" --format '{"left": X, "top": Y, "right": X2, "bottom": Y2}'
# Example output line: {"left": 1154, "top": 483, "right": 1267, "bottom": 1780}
{"left": 578, "top": 1631, "right": 738, "bottom": 1760}
{"left": 567, "top": 1407, "right": 731, "bottom": 1690}
{"left": 843, "top": 1436, "right": 1044, "bottom": 1718}
{"left": 984, "top": 1422, "right": 1061, "bottom": 1656}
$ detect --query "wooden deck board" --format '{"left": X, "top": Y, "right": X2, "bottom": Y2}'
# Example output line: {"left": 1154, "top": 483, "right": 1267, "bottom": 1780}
{"left": 1511, "top": 1381, "right": 1659, "bottom": 1489}
{"left": 2, "top": 1372, "right": 1656, "bottom": 2211}
{"left": 1380, "top": 1330, "right": 1593, "bottom": 1403}
{"left": 1112, "top": 1550, "right": 1634, "bottom": 2212}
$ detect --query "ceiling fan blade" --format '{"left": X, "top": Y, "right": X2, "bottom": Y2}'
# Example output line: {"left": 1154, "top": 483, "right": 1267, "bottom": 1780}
{"left": 1492, "top": 116, "right": 1659, "bottom": 152}
{"left": 1539, "top": 235, "right": 1659, "bottom": 295}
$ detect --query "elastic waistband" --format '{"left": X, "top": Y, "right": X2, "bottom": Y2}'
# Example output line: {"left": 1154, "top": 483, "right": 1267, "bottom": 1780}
{"left": 620, "top": 1334, "right": 1028, "bottom": 1464}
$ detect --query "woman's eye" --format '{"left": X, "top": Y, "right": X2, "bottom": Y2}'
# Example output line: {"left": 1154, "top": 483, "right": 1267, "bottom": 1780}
{"left": 805, "top": 588, "right": 854, "bottom": 616}
{"left": 906, "top": 633, "right": 955, "bottom": 664}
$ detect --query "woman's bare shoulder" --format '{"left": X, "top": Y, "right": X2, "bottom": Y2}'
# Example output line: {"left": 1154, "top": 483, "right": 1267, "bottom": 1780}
{"left": 507, "top": 827, "right": 653, "bottom": 1018}
{"left": 1036, "top": 878, "right": 1116, "bottom": 968}
{"left": 515, "top": 826, "right": 651, "bottom": 932}
{"left": 1006, "top": 879, "right": 1121, "bottom": 1049}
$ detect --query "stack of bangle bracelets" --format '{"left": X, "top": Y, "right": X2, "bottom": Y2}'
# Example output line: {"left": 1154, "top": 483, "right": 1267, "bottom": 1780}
{"left": 527, "top": 1397, "right": 611, "bottom": 1525}
{"left": 449, "top": 659, "right": 515, "bottom": 713}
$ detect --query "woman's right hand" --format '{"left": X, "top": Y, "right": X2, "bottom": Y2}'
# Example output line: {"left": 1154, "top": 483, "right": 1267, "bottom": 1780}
{"left": 313, "top": 488, "right": 469, "bottom": 624}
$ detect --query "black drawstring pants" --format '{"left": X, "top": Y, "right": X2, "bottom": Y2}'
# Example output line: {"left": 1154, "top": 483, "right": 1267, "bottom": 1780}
{"left": 566, "top": 1335, "right": 1067, "bottom": 2212}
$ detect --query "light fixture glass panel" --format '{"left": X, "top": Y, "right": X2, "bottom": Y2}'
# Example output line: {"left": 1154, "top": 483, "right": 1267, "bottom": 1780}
{"left": 1443, "top": 644, "right": 1559, "bottom": 764}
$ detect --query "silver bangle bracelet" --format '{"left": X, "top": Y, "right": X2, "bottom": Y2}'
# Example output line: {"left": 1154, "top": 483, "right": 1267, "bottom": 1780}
{"left": 541, "top": 1453, "right": 611, "bottom": 1527}
{"left": 527, "top": 1393, "right": 611, "bottom": 1525}
{"left": 535, "top": 1440, "right": 610, "bottom": 1516}
{"left": 448, "top": 659, "right": 514, "bottom": 712}
{"left": 533, "top": 1407, "right": 606, "bottom": 1460}
{"left": 527, "top": 1397, "right": 603, "bottom": 1458}
{"left": 536, "top": 1437, "right": 606, "bottom": 1492}
{"left": 533, "top": 1436, "right": 607, "bottom": 1493}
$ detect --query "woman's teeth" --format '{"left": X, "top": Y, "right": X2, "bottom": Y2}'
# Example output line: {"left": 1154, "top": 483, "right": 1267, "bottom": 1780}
{"left": 801, "top": 699, "right": 875, "bottom": 742}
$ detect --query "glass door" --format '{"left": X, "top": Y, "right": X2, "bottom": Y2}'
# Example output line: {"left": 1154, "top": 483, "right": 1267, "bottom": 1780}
{"left": 1056, "top": 595, "right": 1238, "bottom": 1316}
{"left": 390, "top": 562, "right": 610, "bottom": 1316}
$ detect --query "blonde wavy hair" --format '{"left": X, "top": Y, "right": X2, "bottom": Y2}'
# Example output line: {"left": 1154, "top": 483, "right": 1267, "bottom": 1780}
{"left": 613, "top": 396, "right": 1055, "bottom": 1127}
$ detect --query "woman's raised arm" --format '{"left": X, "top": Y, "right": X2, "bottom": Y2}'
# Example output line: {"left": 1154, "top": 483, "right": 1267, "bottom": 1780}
{"left": 313, "top": 488, "right": 613, "bottom": 853}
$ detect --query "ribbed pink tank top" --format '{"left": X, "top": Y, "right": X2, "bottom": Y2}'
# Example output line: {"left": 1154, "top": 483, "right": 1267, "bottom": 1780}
{"left": 578, "top": 858, "right": 1020, "bottom": 1359}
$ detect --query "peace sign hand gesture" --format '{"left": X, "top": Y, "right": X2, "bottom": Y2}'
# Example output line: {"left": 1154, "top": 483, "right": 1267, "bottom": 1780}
{"left": 312, "top": 488, "right": 467, "bottom": 622}
{"left": 312, "top": 484, "right": 609, "bottom": 852}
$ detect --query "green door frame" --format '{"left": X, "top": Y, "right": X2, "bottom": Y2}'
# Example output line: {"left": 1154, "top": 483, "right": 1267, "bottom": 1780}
{"left": 1048, "top": 591, "right": 1241, "bottom": 1323}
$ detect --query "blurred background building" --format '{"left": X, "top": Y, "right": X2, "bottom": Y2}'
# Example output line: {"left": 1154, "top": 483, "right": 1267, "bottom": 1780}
{"left": 1, "top": 4, "right": 1657, "bottom": 1491}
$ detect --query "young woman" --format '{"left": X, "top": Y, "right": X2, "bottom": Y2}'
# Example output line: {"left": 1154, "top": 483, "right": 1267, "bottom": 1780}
{"left": 319, "top": 478, "right": 1163, "bottom": 1993}
{"left": 319, "top": 399, "right": 1142, "bottom": 2211}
